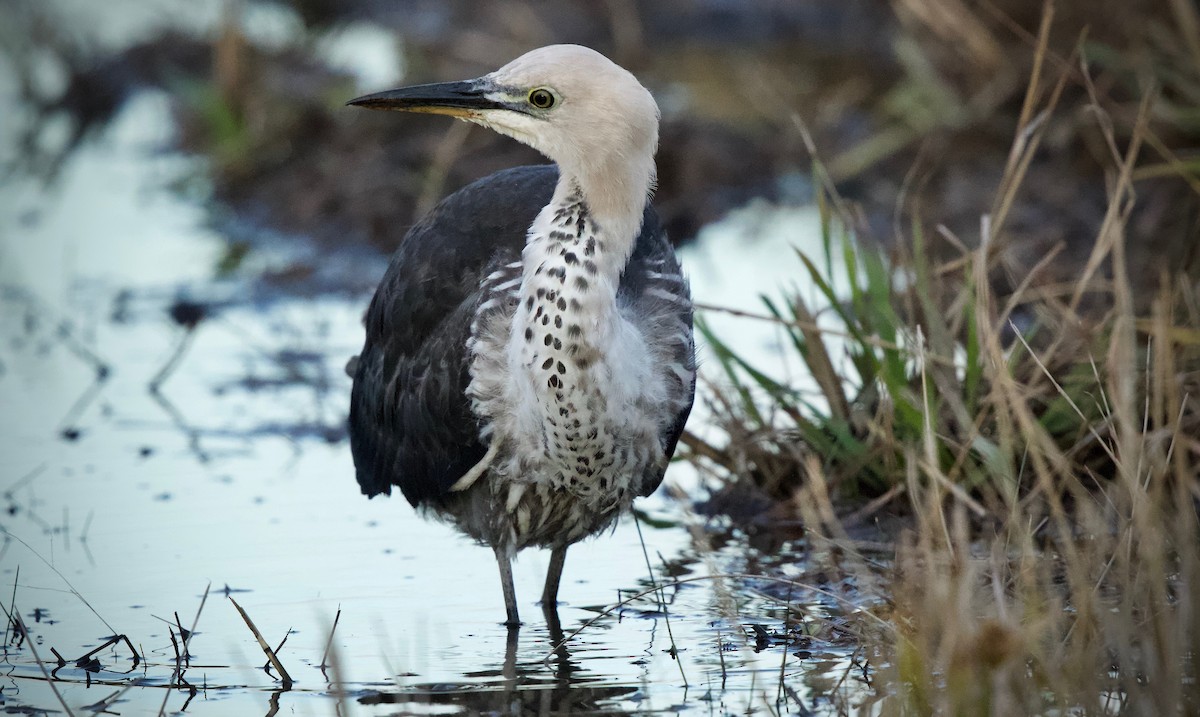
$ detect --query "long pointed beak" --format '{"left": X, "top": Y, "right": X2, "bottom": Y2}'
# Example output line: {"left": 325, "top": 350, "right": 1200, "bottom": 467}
{"left": 347, "top": 79, "right": 508, "bottom": 119}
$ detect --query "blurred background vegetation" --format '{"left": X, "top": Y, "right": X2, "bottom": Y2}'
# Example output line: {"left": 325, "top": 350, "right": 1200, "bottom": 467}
{"left": 8, "top": 0, "right": 1196, "bottom": 281}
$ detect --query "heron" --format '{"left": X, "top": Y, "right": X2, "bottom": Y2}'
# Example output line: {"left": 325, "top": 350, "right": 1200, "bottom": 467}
{"left": 346, "top": 44, "right": 695, "bottom": 627}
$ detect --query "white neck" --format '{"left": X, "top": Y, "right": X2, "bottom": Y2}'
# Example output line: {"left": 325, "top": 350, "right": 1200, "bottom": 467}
{"left": 501, "top": 165, "right": 650, "bottom": 435}
{"left": 515, "top": 170, "right": 634, "bottom": 342}
{"left": 565, "top": 153, "right": 655, "bottom": 263}
{"left": 480, "top": 159, "right": 662, "bottom": 497}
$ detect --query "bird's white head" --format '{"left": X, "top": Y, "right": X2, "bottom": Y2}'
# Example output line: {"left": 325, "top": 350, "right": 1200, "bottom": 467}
{"left": 349, "top": 45, "right": 660, "bottom": 225}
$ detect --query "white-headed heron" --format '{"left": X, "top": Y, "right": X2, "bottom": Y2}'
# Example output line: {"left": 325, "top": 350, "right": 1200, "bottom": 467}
{"left": 346, "top": 45, "right": 695, "bottom": 626}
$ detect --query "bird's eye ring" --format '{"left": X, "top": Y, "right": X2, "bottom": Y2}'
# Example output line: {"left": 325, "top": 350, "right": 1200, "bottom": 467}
{"left": 528, "top": 88, "right": 556, "bottom": 109}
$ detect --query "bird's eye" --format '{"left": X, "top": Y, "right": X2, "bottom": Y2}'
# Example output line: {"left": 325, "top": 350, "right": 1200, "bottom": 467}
{"left": 528, "top": 88, "right": 556, "bottom": 109}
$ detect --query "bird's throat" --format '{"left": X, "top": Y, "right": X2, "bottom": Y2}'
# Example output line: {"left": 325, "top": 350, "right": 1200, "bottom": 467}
{"left": 515, "top": 182, "right": 620, "bottom": 378}
{"left": 504, "top": 179, "right": 639, "bottom": 492}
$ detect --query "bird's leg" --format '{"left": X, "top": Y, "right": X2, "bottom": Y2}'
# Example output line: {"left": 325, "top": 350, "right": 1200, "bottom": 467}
{"left": 494, "top": 545, "right": 521, "bottom": 628}
{"left": 541, "top": 545, "right": 568, "bottom": 610}
{"left": 545, "top": 610, "right": 570, "bottom": 680}
{"left": 502, "top": 624, "right": 520, "bottom": 681}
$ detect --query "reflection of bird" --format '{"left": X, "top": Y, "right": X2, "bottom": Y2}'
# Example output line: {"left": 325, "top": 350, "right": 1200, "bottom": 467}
{"left": 346, "top": 45, "right": 695, "bottom": 627}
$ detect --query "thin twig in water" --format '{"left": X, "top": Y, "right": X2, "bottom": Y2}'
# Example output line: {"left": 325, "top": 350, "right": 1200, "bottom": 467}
{"left": 830, "top": 644, "right": 863, "bottom": 700}
{"left": 80, "top": 689, "right": 123, "bottom": 714}
{"left": 74, "top": 633, "right": 141, "bottom": 671}
{"left": 3, "top": 565, "right": 17, "bottom": 646}
{"left": 148, "top": 327, "right": 196, "bottom": 395}
{"left": 656, "top": 551, "right": 688, "bottom": 685}
{"left": 158, "top": 583, "right": 211, "bottom": 717}
{"left": 0, "top": 529, "right": 123, "bottom": 638}
{"left": 13, "top": 602, "right": 76, "bottom": 717}
{"left": 4, "top": 463, "right": 46, "bottom": 497}
{"left": 265, "top": 629, "right": 292, "bottom": 672}
{"left": 320, "top": 605, "right": 342, "bottom": 670}
{"left": 79, "top": 510, "right": 94, "bottom": 543}
{"left": 632, "top": 513, "right": 688, "bottom": 686}
{"left": 776, "top": 587, "right": 792, "bottom": 706}
{"left": 44, "top": 310, "right": 113, "bottom": 436}
{"left": 148, "top": 378, "right": 210, "bottom": 463}
{"left": 168, "top": 628, "right": 181, "bottom": 667}
{"left": 716, "top": 627, "right": 728, "bottom": 690}
{"left": 229, "top": 596, "right": 293, "bottom": 688}
{"left": 322, "top": 611, "right": 350, "bottom": 717}
{"left": 173, "top": 610, "right": 195, "bottom": 668}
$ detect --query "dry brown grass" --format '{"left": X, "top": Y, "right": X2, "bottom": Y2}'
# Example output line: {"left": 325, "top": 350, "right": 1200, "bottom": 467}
{"left": 688, "top": 2, "right": 1200, "bottom": 712}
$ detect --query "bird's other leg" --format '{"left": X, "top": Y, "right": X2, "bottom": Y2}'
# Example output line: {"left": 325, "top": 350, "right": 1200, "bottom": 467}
{"left": 494, "top": 545, "right": 521, "bottom": 628}
{"left": 502, "top": 624, "right": 520, "bottom": 681}
{"left": 546, "top": 611, "right": 571, "bottom": 680}
{"left": 541, "top": 545, "right": 568, "bottom": 611}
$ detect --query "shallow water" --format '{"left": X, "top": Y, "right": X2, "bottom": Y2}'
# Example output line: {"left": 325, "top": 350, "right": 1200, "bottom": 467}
{"left": 0, "top": 269, "right": 866, "bottom": 715}
{"left": 0, "top": 4, "right": 876, "bottom": 714}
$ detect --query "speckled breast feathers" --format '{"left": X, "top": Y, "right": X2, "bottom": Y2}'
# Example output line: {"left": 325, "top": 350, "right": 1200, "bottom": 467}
{"left": 463, "top": 182, "right": 692, "bottom": 549}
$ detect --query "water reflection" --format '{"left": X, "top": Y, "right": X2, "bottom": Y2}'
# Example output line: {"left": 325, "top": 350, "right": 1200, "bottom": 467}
{"left": 360, "top": 622, "right": 641, "bottom": 716}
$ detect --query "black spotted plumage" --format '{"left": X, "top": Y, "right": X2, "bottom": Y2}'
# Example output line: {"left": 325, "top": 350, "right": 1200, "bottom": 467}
{"left": 348, "top": 164, "right": 693, "bottom": 507}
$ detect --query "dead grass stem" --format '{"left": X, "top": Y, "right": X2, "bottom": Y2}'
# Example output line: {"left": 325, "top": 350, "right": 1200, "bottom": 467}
{"left": 229, "top": 595, "right": 293, "bottom": 689}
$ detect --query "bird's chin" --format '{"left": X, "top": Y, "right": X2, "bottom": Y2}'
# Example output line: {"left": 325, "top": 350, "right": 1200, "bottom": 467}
{"left": 482, "top": 123, "right": 542, "bottom": 153}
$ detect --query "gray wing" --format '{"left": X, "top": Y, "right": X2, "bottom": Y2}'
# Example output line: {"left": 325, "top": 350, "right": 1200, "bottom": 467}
{"left": 348, "top": 166, "right": 556, "bottom": 506}
{"left": 618, "top": 213, "right": 696, "bottom": 497}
